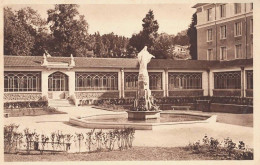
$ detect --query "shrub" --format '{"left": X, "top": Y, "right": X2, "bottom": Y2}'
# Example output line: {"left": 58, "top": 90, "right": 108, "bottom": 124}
{"left": 4, "top": 124, "right": 23, "bottom": 153}
{"left": 187, "top": 135, "right": 253, "bottom": 160}
{"left": 4, "top": 101, "right": 48, "bottom": 109}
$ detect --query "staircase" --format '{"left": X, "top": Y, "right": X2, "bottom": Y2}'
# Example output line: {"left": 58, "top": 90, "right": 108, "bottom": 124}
{"left": 48, "top": 99, "right": 75, "bottom": 107}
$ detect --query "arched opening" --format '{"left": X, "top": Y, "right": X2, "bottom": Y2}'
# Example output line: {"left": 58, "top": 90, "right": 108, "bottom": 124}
{"left": 48, "top": 72, "right": 69, "bottom": 99}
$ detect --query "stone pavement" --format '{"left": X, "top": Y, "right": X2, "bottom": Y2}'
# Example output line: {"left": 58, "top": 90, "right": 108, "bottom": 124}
{"left": 4, "top": 106, "right": 253, "bottom": 151}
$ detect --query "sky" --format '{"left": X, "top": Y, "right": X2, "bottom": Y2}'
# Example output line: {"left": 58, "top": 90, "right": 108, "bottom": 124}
{"left": 7, "top": 4, "right": 196, "bottom": 38}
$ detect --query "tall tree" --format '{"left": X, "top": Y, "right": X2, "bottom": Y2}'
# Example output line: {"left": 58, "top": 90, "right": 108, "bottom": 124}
{"left": 4, "top": 7, "right": 35, "bottom": 56}
{"left": 142, "top": 10, "right": 159, "bottom": 49}
{"left": 128, "top": 10, "right": 159, "bottom": 57}
{"left": 47, "top": 4, "right": 89, "bottom": 57}
{"left": 187, "top": 12, "right": 197, "bottom": 60}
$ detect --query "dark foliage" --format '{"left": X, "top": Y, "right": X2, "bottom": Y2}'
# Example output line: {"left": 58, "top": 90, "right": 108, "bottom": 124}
{"left": 187, "top": 12, "right": 197, "bottom": 60}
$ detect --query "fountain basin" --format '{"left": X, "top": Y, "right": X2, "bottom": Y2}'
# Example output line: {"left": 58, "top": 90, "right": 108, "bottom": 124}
{"left": 69, "top": 112, "right": 217, "bottom": 130}
{"left": 127, "top": 110, "right": 161, "bottom": 120}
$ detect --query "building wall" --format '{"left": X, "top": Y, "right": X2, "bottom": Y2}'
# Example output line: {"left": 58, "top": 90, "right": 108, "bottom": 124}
{"left": 196, "top": 3, "right": 253, "bottom": 60}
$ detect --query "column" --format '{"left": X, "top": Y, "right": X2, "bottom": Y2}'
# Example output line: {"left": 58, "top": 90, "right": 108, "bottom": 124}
{"left": 41, "top": 70, "right": 49, "bottom": 98}
{"left": 207, "top": 70, "right": 210, "bottom": 96}
{"left": 66, "top": 71, "right": 77, "bottom": 106}
{"left": 164, "top": 69, "right": 169, "bottom": 97}
{"left": 120, "top": 68, "right": 125, "bottom": 98}
{"left": 209, "top": 70, "right": 214, "bottom": 96}
{"left": 241, "top": 67, "right": 245, "bottom": 97}
{"left": 202, "top": 71, "right": 209, "bottom": 96}
{"left": 67, "top": 71, "right": 75, "bottom": 96}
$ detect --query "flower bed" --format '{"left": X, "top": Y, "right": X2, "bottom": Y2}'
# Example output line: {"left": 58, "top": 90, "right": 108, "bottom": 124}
{"left": 95, "top": 96, "right": 253, "bottom": 107}
{"left": 186, "top": 135, "right": 253, "bottom": 160}
{"left": 4, "top": 100, "right": 48, "bottom": 109}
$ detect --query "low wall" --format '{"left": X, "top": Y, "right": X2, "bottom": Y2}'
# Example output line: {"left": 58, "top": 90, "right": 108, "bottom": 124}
{"left": 4, "top": 93, "right": 42, "bottom": 101}
{"left": 125, "top": 90, "right": 164, "bottom": 98}
{"left": 75, "top": 91, "right": 119, "bottom": 99}
{"left": 209, "top": 103, "right": 253, "bottom": 113}
{"left": 169, "top": 90, "right": 203, "bottom": 97}
{"left": 213, "top": 89, "right": 241, "bottom": 97}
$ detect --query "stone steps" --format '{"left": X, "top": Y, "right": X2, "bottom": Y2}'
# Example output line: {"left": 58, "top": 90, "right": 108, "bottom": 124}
{"left": 48, "top": 99, "right": 75, "bottom": 107}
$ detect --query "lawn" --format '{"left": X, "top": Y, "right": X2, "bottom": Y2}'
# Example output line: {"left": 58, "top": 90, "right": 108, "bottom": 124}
{"left": 4, "top": 147, "right": 220, "bottom": 161}
{"left": 212, "top": 113, "right": 253, "bottom": 127}
{"left": 4, "top": 107, "right": 67, "bottom": 117}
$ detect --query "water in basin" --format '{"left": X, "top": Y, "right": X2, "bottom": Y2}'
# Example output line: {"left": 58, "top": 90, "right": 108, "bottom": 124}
{"left": 83, "top": 113, "right": 209, "bottom": 124}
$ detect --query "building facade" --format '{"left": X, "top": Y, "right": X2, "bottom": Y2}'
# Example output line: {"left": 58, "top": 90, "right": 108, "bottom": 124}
{"left": 3, "top": 3, "right": 253, "bottom": 111}
{"left": 4, "top": 55, "right": 253, "bottom": 107}
{"left": 193, "top": 3, "right": 253, "bottom": 60}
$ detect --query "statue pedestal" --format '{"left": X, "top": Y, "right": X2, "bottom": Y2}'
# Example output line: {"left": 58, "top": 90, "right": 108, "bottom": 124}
{"left": 127, "top": 110, "right": 161, "bottom": 120}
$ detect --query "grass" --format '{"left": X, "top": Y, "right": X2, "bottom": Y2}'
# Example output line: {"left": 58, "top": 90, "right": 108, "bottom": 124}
{"left": 4, "top": 107, "right": 67, "bottom": 117}
{"left": 214, "top": 113, "right": 253, "bottom": 127}
{"left": 5, "top": 146, "right": 220, "bottom": 161}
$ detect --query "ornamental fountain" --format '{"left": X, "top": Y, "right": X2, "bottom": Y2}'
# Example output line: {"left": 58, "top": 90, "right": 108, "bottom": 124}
{"left": 126, "top": 46, "right": 161, "bottom": 120}
{"left": 69, "top": 46, "right": 216, "bottom": 130}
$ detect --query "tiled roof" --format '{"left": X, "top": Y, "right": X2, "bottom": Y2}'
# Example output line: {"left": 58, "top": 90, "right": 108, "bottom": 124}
{"left": 210, "top": 58, "right": 253, "bottom": 69}
{"left": 4, "top": 56, "right": 252, "bottom": 70}
{"left": 192, "top": 3, "right": 209, "bottom": 8}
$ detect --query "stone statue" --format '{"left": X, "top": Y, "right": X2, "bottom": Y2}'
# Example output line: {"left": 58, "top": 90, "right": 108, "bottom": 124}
{"left": 136, "top": 46, "right": 155, "bottom": 111}
{"left": 138, "top": 46, "right": 155, "bottom": 83}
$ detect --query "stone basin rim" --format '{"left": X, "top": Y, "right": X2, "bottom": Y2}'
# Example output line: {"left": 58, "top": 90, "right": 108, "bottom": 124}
{"left": 69, "top": 112, "right": 217, "bottom": 130}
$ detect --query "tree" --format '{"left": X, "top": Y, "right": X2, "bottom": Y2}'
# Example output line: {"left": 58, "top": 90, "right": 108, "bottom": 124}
{"left": 47, "top": 4, "right": 89, "bottom": 57}
{"left": 187, "top": 12, "right": 197, "bottom": 60}
{"left": 152, "top": 33, "right": 172, "bottom": 59}
{"left": 17, "top": 7, "right": 50, "bottom": 56}
{"left": 128, "top": 10, "right": 159, "bottom": 57}
{"left": 142, "top": 10, "right": 159, "bottom": 49}
{"left": 4, "top": 7, "right": 36, "bottom": 56}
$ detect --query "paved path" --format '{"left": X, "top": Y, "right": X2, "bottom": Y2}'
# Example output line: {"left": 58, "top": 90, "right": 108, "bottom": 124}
{"left": 4, "top": 106, "right": 253, "bottom": 152}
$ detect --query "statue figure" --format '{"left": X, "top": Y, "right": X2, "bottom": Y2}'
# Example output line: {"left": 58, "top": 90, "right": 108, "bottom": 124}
{"left": 138, "top": 46, "right": 155, "bottom": 83}
{"left": 136, "top": 46, "right": 155, "bottom": 111}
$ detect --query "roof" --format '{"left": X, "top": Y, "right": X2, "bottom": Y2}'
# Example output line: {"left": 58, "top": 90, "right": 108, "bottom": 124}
{"left": 210, "top": 58, "right": 253, "bottom": 69}
{"left": 192, "top": 3, "right": 208, "bottom": 8}
{"left": 4, "top": 56, "right": 252, "bottom": 70}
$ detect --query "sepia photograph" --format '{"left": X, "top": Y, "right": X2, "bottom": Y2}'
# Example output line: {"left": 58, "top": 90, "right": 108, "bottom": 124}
{"left": 1, "top": 0, "right": 258, "bottom": 164}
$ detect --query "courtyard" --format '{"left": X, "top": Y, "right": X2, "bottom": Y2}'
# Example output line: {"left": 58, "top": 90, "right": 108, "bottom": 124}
{"left": 4, "top": 106, "right": 253, "bottom": 149}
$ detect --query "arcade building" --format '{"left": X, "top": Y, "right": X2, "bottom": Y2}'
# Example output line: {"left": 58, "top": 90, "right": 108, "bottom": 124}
{"left": 3, "top": 55, "right": 253, "bottom": 111}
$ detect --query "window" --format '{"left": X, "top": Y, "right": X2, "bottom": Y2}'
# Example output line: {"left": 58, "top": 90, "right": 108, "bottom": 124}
{"left": 250, "top": 3, "right": 253, "bottom": 10}
{"left": 207, "top": 49, "right": 213, "bottom": 61}
{"left": 234, "top": 3, "right": 241, "bottom": 14}
{"left": 220, "top": 25, "right": 227, "bottom": 39}
{"left": 168, "top": 72, "right": 202, "bottom": 90}
{"left": 220, "top": 4, "right": 226, "bottom": 18}
{"left": 149, "top": 72, "right": 162, "bottom": 90}
{"left": 207, "top": 29, "right": 213, "bottom": 41}
{"left": 246, "top": 70, "right": 253, "bottom": 89}
{"left": 220, "top": 47, "right": 227, "bottom": 60}
{"left": 250, "top": 19, "right": 253, "bottom": 34}
{"left": 207, "top": 8, "right": 213, "bottom": 21}
{"left": 48, "top": 72, "right": 68, "bottom": 91}
{"left": 124, "top": 72, "right": 162, "bottom": 90}
{"left": 235, "top": 44, "right": 242, "bottom": 59}
{"left": 4, "top": 72, "right": 41, "bottom": 92}
{"left": 125, "top": 72, "right": 138, "bottom": 90}
{"left": 234, "top": 22, "right": 242, "bottom": 36}
{"left": 214, "top": 71, "right": 241, "bottom": 89}
{"left": 75, "top": 72, "right": 118, "bottom": 91}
